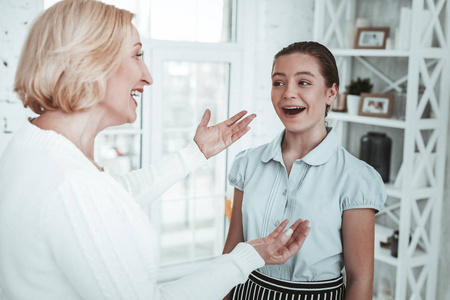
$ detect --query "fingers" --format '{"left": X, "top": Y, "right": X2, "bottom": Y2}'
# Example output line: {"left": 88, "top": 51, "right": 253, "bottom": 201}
{"left": 288, "top": 220, "right": 311, "bottom": 243}
{"left": 287, "top": 218, "right": 304, "bottom": 232}
{"left": 230, "top": 114, "right": 257, "bottom": 142}
{"left": 265, "top": 220, "right": 294, "bottom": 256}
{"left": 267, "top": 219, "right": 289, "bottom": 239}
{"left": 284, "top": 220, "right": 311, "bottom": 254}
{"left": 272, "top": 219, "right": 310, "bottom": 262}
{"left": 199, "top": 109, "right": 211, "bottom": 128}
{"left": 233, "top": 126, "right": 251, "bottom": 141}
{"left": 224, "top": 110, "right": 248, "bottom": 126}
{"left": 295, "top": 220, "right": 311, "bottom": 240}
{"left": 250, "top": 219, "right": 310, "bottom": 265}
{"left": 201, "top": 110, "right": 255, "bottom": 129}
{"left": 231, "top": 114, "right": 256, "bottom": 133}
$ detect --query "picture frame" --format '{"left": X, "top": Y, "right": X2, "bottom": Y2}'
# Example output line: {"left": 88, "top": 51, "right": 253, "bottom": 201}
{"left": 354, "top": 27, "right": 390, "bottom": 49}
{"left": 358, "top": 93, "right": 394, "bottom": 118}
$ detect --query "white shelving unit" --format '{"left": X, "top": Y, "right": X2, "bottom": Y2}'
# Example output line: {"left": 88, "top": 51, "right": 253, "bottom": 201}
{"left": 314, "top": 0, "right": 449, "bottom": 299}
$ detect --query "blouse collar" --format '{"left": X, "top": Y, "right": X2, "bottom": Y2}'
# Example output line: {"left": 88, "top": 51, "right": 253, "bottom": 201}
{"left": 261, "top": 127, "right": 338, "bottom": 166}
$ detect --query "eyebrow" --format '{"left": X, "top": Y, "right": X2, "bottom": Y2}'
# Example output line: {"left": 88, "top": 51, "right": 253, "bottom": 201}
{"left": 272, "top": 71, "right": 316, "bottom": 78}
{"left": 134, "top": 42, "right": 142, "bottom": 47}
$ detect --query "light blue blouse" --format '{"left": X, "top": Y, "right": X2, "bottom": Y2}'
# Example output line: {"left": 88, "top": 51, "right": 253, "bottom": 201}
{"left": 228, "top": 128, "right": 386, "bottom": 281}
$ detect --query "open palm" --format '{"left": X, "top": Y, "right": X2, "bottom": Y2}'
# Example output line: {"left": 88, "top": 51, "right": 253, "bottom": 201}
{"left": 194, "top": 109, "right": 256, "bottom": 159}
{"left": 248, "top": 219, "right": 311, "bottom": 265}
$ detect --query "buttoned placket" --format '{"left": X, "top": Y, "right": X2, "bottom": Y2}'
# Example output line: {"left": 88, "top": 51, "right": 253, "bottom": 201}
{"left": 270, "top": 159, "right": 310, "bottom": 232}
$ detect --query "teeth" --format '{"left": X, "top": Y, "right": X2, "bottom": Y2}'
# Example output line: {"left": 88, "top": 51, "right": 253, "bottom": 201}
{"left": 283, "top": 106, "right": 306, "bottom": 115}
{"left": 131, "top": 90, "right": 141, "bottom": 97}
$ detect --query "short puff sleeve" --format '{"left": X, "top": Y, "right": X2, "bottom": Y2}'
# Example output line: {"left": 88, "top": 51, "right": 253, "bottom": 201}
{"left": 341, "top": 163, "right": 386, "bottom": 214}
{"left": 228, "top": 149, "right": 250, "bottom": 191}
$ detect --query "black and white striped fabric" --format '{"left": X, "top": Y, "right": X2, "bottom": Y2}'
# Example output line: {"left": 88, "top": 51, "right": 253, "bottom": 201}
{"left": 231, "top": 270, "right": 345, "bottom": 300}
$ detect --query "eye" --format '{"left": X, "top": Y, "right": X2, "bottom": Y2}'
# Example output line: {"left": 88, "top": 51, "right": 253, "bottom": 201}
{"left": 135, "top": 52, "right": 143, "bottom": 59}
{"left": 298, "top": 80, "right": 310, "bottom": 86}
{"left": 273, "top": 81, "right": 285, "bottom": 87}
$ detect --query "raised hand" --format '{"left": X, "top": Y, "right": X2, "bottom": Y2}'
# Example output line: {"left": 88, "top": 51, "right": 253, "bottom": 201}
{"left": 247, "top": 219, "right": 311, "bottom": 265}
{"left": 194, "top": 109, "right": 256, "bottom": 159}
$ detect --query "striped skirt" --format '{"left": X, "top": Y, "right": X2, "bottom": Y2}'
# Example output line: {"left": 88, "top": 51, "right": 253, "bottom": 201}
{"left": 230, "top": 271, "right": 345, "bottom": 300}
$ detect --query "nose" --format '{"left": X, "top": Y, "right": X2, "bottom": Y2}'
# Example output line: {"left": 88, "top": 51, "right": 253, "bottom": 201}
{"left": 283, "top": 81, "right": 297, "bottom": 99}
{"left": 141, "top": 61, "right": 153, "bottom": 86}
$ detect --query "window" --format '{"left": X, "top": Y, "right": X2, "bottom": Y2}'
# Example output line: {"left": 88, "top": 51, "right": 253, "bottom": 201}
{"left": 144, "top": 0, "right": 248, "bottom": 280}
{"left": 150, "top": 0, "right": 234, "bottom": 42}
{"left": 147, "top": 43, "right": 243, "bottom": 279}
{"left": 95, "top": 94, "right": 144, "bottom": 175}
{"left": 158, "top": 61, "right": 229, "bottom": 265}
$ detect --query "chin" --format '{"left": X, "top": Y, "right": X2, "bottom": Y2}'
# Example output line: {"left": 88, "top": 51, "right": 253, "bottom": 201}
{"left": 283, "top": 122, "right": 308, "bottom": 133}
{"left": 127, "top": 113, "right": 138, "bottom": 124}
{"left": 124, "top": 108, "right": 138, "bottom": 124}
{"left": 110, "top": 114, "right": 137, "bottom": 127}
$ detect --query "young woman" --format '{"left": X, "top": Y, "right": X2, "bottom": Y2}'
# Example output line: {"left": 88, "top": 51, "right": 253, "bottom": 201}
{"left": 0, "top": 1, "right": 311, "bottom": 299}
{"left": 223, "top": 42, "right": 386, "bottom": 300}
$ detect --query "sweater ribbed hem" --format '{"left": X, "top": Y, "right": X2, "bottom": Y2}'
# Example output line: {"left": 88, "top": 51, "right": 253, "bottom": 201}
{"left": 229, "top": 243, "right": 265, "bottom": 277}
{"left": 179, "top": 141, "right": 208, "bottom": 174}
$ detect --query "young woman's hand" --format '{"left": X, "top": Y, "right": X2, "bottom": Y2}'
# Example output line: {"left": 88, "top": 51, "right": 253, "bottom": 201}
{"left": 247, "top": 219, "right": 311, "bottom": 265}
{"left": 194, "top": 109, "right": 256, "bottom": 159}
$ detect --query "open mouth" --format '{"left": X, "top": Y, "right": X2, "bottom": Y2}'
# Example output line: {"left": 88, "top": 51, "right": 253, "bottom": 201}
{"left": 131, "top": 90, "right": 141, "bottom": 104}
{"left": 282, "top": 106, "right": 306, "bottom": 115}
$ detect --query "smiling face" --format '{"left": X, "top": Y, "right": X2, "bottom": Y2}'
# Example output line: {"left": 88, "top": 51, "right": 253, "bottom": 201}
{"left": 271, "top": 53, "right": 337, "bottom": 136}
{"left": 100, "top": 26, "right": 152, "bottom": 126}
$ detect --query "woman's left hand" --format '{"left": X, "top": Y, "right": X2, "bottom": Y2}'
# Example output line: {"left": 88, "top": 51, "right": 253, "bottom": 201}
{"left": 247, "top": 219, "right": 311, "bottom": 265}
{"left": 194, "top": 109, "right": 256, "bottom": 159}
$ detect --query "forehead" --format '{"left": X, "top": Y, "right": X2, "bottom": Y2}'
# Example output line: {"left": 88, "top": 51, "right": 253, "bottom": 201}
{"left": 130, "top": 26, "right": 141, "bottom": 44}
{"left": 272, "top": 53, "right": 321, "bottom": 75}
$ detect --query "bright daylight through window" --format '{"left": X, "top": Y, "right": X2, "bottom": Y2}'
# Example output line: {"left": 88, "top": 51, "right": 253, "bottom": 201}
{"left": 159, "top": 62, "right": 229, "bottom": 265}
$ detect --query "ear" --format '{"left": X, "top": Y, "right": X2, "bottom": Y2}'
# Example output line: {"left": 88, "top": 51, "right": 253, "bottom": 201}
{"left": 326, "top": 83, "right": 338, "bottom": 105}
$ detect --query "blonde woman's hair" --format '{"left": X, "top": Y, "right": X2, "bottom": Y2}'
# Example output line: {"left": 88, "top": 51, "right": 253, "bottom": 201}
{"left": 14, "top": 0, "right": 134, "bottom": 114}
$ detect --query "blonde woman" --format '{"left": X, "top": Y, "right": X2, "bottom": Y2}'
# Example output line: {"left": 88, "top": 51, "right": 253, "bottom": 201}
{"left": 0, "top": 1, "right": 311, "bottom": 299}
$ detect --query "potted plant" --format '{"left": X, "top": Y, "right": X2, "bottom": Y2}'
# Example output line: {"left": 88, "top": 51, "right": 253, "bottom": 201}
{"left": 345, "top": 77, "right": 373, "bottom": 115}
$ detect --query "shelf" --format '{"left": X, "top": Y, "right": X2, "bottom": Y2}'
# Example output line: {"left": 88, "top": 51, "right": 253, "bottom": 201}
{"left": 375, "top": 242, "right": 399, "bottom": 267}
{"left": 384, "top": 182, "right": 437, "bottom": 199}
{"left": 415, "top": 119, "right": 440, "bottom": 130}
{"left": 326, "top": 112, "right": 406, "bottom": 128}
{"left": 374, "top": 224, "right": 398, "bottom": 266}
{"left": 419, "top": 48, "right": 450, "bottom": 58}
{"left": 330, "top": 48, "right": 410, "bottom": 57}
{"left": 374, "top": 223, "right": 429, "bottom": 268}
{"left": 385, "top": 183, "right": 402, "bottom": 198}
{"left": 327, "top": 113, "right": 440, "bottom": 130}
{"left": 315, "top": 0, "right": 449, "bottom": 297}
{"left": 330, "top": 48, "right": 448, "bottom": 58}
{"left": 374, "top": 239, "right": 429, "bottom": 268}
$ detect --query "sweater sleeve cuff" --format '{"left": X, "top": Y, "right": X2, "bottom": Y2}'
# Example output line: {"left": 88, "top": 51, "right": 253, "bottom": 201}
{"left": 179, "top": 140, "right": 208, "bottom": 174}
{"left": 229, "top": 243, "right": 265, "bottom": 276}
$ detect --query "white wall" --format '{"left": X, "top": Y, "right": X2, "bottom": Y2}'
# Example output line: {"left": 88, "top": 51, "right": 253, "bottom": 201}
{"left": 0, "top": 0, "right": 449, "bottom": 298}
{"left": 0, "top": 0, "right": 40, "bottom": 153}
{"left": 246, "top": 0, "right": 315, "bottom": 147}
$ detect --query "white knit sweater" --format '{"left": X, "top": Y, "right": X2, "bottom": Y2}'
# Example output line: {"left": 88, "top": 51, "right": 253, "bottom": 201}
{"left": 0, "top": 121, "right": 263, "bottom": 300}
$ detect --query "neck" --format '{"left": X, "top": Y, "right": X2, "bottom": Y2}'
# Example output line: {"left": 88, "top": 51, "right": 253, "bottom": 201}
{"left": 281, "top": 126, "right": 328, "bottom": 160}
{"left": 32, "top": 108, "right": 107, "bottom": 161}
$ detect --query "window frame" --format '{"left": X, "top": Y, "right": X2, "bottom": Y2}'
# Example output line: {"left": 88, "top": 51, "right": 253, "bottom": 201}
{"left": 141, "top": 0, "right": 257, "bottom": 282}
